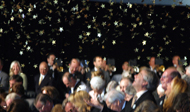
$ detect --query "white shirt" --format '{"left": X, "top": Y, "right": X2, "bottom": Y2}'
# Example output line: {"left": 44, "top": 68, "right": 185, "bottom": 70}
{"left": 136, "top": 90, "right": 148, "bottom": 101}
{"left": 94, "top": 67, "right": 98, "bottom": 71}
{"left": 71, "top": 79, "right": 89, "bottom": 93}
{"left": 39, "top": 74, "right": 46, "bottom": 82}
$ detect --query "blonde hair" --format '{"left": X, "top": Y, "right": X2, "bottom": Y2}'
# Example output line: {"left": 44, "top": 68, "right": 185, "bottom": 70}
{"left": 91, "top": 71, "right": 104, "bottom": 79}
{"left": 163, "top": 77, "right": 188, "bottom": 112}
{"left": 9, "top": 61, "right": 22, "bottom": 76}
{"left": 68, "top": 91, "right": 91, "bottom": 112}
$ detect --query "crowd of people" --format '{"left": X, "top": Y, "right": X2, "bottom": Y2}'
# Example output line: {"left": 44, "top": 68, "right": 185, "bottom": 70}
{"left": 0, "top": 54, "right": 190, "bottom": 112}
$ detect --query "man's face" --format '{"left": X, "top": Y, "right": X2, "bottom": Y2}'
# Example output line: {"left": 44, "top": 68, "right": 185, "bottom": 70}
{"left": 132, "top": 70, "right": 147, "bottom": 91}
{"left": 65, "top": 102, "right": 77, "bottom": 112}
{"left": 149, "top": 57, "right": 155, "bottom": 66}
{"left": 94, "top": 57, "right": 103, "bottom": 68}
{"left": 12, "top": 63, "right": 20, "bottom": 75}
{"left": 120, "top": 79, "right": 130, "bottom": 93}
{"left": 122, "top": 62, "right": 129, "bottom": 71}
{"left": 172, "top": 56, "right": 179, "bottom": 66}
{"left": 160, "top": 69, "right": 173, "bottom": 91}
{"left": 47, "top": 55, "right": 55, "bottom": 66}
{"left": 39, "top": 63, "right": 48, "bottom": 75}
{"left": 35, "top": 101, "right": 52, "bottom": 112}
{"left": 63, "top": 77, "right": 71, "bottom": 88}
{"left": 69, "top": 59, "right": 79, "bottom": 74}
{"left": 9, "top": 79, "right": 16, "bottom": 88}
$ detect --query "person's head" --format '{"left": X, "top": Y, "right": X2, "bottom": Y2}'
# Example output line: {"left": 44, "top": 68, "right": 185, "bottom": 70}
{"left": 69, "top": 58, "right": 80, "bottom": 74}
{"left": 172, "top": 55, "right": 180, "bottom": 67}
{"left": 5, "top": 93, "right": 20, "bottom": 107}
{"left": 9, "top": 75, "right": 23, "bottom": 89}
{"left": 160, "top": 67, "right": 181, "bottom": 91}
{"left": 133, "top": 68, "right": 159, "bottom": 92}
{"left": 62, "top": 72, "right": 76, "bottom": 88}
{"left": 106, "top": 81, "right": 118, "bottom": 93}
{"left": 163, "top": 77, "right": 188, "bottom": 112}
{"left": 41, "top": 86, "right": 59, "bottom": 100}
{"left": 185, "top": 65, "right": 190, "bottom": 76}
{"left": 91, "top": 70, "right": 104, "bottom": 79}
{"left": 102, "top": 60, "right": 107, "bottom": 68}
{"left": 10, "top": 61, "right": 22, "bottom": 76}
{"left": 124, "top": 85, "right": 136, "bottom": 101}
{"left": 47, "top": 53, "right": 55, "bottom": 66}
{"left": 134, "top": 100, "right": 161, "bottom": 112}
{"left": 34, "top": 93, "right": 53, "bottom": 112}
{"left": 0, "top": 59, "right": 3, "bottom": 71}
{"left": 104, "top": 89, "right": 125, "bottom": 111}
{"left": 149, "top": 57, "right": 155, "bottom": 67}
{"left": 93, "top": 56, "right": 103, "bottom": 69}
{"left": 39, "top": 62, "right": 48, "bottom": 75}
{"left": 51, "top": 104, "right": 64, "bottom": 112}
{"left": 90, "top": 76, "right": 105, "bottom": 94}
{"left": 62, "top": 99, "right": 77, "bottom": 112}
{"left": 121, "top": 71, "right": 132, "bottom": 78}
{"left": 122, "top": 61, "right": 129, "bottom": 71}
{"left": 120, "top": 77, "right": 132, "bottom": 93}
{"left": 6, "top": 99, "right": 30, "bottom": 112}
{"left": 11, "top": 83, "right": 24, "bottom": 96}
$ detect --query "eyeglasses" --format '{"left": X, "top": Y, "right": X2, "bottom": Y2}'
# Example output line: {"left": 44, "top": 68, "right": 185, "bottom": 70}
{"left": 161, "top": 75, "right": 171, "bottom": 79}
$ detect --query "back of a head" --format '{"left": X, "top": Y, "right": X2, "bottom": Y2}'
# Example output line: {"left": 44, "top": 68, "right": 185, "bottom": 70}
{"left": 7, "top": 99, "right": 30, "bottom": 112}
{"left": 34, "top": 93, "right": 53, "bottom": 106}
{"left": 41, "top": 86, "right": 59, "bottom": 100}
{"left": 104, "top": 89, "right": 125, "bottom": 103}
{"left": 90, "top": 76, "right": 105, "bottom": 91}
{"left": 11, "top": 83, "right": 24, "bottom": 96}
{"left": 106, "top": 81, "right": 118, "bottom": 93}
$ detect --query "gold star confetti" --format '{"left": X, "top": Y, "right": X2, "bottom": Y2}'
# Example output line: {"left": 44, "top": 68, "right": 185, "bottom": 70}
{"left": 165, "top": 57, "right": 169, "bottom": 61}
{"left": 157, "top": 53, "right": 161, "bottom": 57}
{"left": 97, "top": 33, "right": 101, "bottom": 37}
{"left": 112, "top": 40, "right": 116, "bottom": 45}
{"left": 101, "top": 4, "right": 105, "bottom": 8}
{"left": 34, "top": 64, "right": 38, "bottom": 68}
{"left": 102, "top": 22, "right": 106, "bottom": 26}
{"left": 86, "top": 32, "right": 91, "bottom": 36}
{"left": 142, "top": 40, "right": 146, "bottom": 45}
{"left": 0, "top": 28, "right": 3, "bottom": 33}
{"left": 87, "top": 24, "right": 91, "bottom": 29}
{"left": 59, "top": 27, "right": 64, "bottom": 32}
{"left": 19, "top": 51, "right": 23, "bottom": 55}
{"left": 79, "top": 35, "right": 83, "bottom": 39}
{"left": 144, "top": 32, "right": 149, "bottom": 37}
{"left": 184, "top": 62, "right": 188, "bottom": 66}
{"left": 114, "top": 21, "right": 118, "bottom": 26}
{"left": 162, "top": 25, "right": 166, "bottom": 29}
{"left": 184, "top": 56, "right": 187, "bottom": 60}
{"left": 137, "top": 56, "right": 141, "bottom": 60}
{"left": 165, "top": 41, "right": 169, "bottom": 45}
{"left": 52, "top": 40, "right": 56, "bottom": 45}
{"left": 134, "top": 48, "right": 139, "bottom": 52}
{"left": 21, "top": 64, "right": 25, "bottom": 68}
{"left": 11, "top": 16, "right": 14, "bottom": 21}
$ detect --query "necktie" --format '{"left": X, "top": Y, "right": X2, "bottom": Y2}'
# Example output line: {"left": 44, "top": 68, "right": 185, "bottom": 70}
{"left": 39, "top": 76, "right": 43, "bottom": 85}
{"left": 131, "top": 95, "right": 137, "bottom": 107}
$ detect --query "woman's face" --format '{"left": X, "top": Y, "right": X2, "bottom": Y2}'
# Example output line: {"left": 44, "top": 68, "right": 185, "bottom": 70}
{"left": 12, "top": 63, "right": 20, "bottom": 75}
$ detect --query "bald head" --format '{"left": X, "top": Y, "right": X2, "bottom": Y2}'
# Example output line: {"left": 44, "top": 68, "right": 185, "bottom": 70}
{"left": 160, "top": 67, "right": 180, "bottom": 91}
{"left": 39, "top": 62, "right": 48, "bottom": 75}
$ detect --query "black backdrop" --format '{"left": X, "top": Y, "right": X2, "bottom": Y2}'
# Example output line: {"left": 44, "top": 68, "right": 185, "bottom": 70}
{"left": 0, "top": 0, "right": 190, "bottom": 90}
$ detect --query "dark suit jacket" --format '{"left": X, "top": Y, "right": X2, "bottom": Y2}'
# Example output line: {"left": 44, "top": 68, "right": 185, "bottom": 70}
{"left": 0, "top": 71, "right": 9, "bottom": 91}
{"left": 121, "top": 91, "right": 156, "bottom": 112}
{"left": 157, "top": 95, "right": 165, "bottom": 109}
{"left": 34, "top": 73, "right": 53, "bottom": 95}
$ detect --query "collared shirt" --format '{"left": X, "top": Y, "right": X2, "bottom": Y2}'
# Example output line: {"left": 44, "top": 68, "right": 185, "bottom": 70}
{"left": 136, "top": 90, "right": 148, "bottom": 101}
{"left": 122, "top": 101, "right": 126, "bottom": 110}
{"left": 94, "top": 67, "right": 98, "bottom": 71}
{"left": 71, "top": 79, "right": 80, "bottom": 93}
{"left": 39, "top": 74, "right": 46, "bottom": 83}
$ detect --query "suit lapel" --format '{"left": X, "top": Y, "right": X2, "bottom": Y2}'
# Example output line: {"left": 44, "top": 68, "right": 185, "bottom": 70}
{"left": 74, "top": 80, "right": 81, "bottom": 91}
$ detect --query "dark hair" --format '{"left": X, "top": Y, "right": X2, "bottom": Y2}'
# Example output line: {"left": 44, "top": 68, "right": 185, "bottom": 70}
{"left": 93, "top": 56, "right": 102, "bottom": 62}
{"left": 7, "top": 99, "right": 30, "bottom": 112}
{"left": 11, "top": 83, "right": 25, "bottom": 96}
{"left": 9, "top": 75, "right": 23, "bottom": 83}
{"left": 47, "top": 53, "right": 55, "bottom": 59}
{"left": 34, "top": 93, "right": 53, "bottom": 105}
{"left": 170, "top": 71, "right": 181, "bottom": 79}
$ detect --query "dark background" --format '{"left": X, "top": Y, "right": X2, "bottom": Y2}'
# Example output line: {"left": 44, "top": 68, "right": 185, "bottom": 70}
{"left": 0, "top": 0, "right": 190, "bottom": 90}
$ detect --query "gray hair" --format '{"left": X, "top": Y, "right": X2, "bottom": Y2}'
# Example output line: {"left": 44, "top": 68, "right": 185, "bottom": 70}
{"left": 90, "top": 76, "right": 105, "bottom": 90}
{"left": 5, "top": 93, "right": 20, "bottom": 101}
{"left": 122, "top": 71, "right": 132, "bottom": 78}
{"left": 104, "top": 89, "right": 125, "bottom": 103}
{"left": 106, "top": 81, "right": 118, "bottom": 93}
{"left": 125, "top": 85, "right": 136, "bottom": 95}
{"left": 182, "top": 75, "right": 190, "bottom": 87}
{"left": 142, "top": 68, "right": 159, "bottom": 91}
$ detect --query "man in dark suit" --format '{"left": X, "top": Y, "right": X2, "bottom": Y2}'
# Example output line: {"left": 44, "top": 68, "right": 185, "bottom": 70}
{"left": 0, "top": 59, "right": 9, "bottom": 91}
{"left": 85, "top": 56, "right": 110, "bottom": 89}
{"left": 34, "top": 62, "right": 53, "bottom": 95}
{"left": 121, "top": 68, "right": 159, "bottom": 112}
